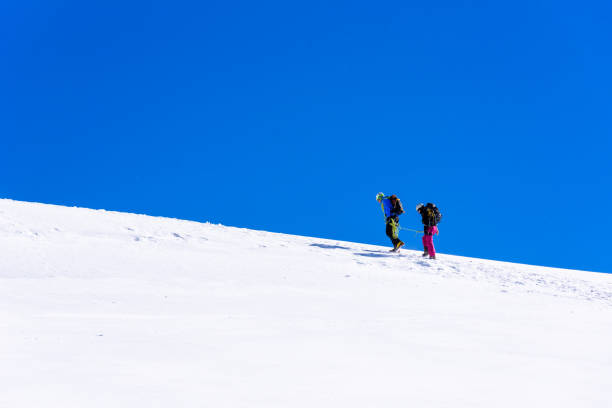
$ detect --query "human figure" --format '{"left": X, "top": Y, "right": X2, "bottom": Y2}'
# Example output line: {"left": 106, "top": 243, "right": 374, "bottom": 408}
{"left": 416, "top": 203, "right": 441, "bottom": 259}
{"left": 376, "top": 192, "right": 405, "bottom": 252}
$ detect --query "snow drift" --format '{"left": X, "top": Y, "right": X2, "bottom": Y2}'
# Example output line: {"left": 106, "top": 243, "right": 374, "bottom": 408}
{"left": 1, "top": 199, "right": 610, "bottom": 407}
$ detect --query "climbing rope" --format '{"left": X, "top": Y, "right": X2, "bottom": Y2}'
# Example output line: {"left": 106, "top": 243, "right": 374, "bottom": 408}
{"left": 398, "top": 226, "right": 423, "bottom": 234}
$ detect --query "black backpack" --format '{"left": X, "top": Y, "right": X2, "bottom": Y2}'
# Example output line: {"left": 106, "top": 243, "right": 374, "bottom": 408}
{"left": 425, "top": 203, "right": 442, "bottom": 226}
{"left": 389, "top": 195, "right": 404, "bottom": 215}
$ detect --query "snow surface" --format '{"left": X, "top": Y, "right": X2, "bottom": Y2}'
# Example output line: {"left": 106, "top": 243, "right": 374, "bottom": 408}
{"left": 1, "top": 198, "right": 611, "bottom": 407}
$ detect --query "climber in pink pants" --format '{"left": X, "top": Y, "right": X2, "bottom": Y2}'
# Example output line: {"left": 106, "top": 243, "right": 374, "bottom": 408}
{"left": 416, "top": 203, "right": 442, "bottom": 260}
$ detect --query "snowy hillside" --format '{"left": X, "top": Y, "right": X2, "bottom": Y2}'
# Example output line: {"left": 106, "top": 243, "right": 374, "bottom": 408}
{"left": 1, "top": 199, "right": 611, "bottom": 408}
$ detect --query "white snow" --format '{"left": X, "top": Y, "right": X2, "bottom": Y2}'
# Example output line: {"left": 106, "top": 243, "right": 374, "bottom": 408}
{"left": 1, "top": 198, "right": 611, "bottom": 407}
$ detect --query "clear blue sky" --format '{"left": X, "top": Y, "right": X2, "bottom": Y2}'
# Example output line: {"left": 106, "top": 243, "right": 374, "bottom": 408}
{"left": 2, "top": 1, "right": 611, "bottom": 272}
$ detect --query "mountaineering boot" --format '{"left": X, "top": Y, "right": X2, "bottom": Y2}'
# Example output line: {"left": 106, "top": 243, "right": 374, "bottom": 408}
{"left": 390, "top": 240, "right": 404, "bottom": 252}
{"left": 429, "top": 255, "right": 436, "bottom": 260}
{"left": 392, "top": 240, "right": 404, "bottom": 251}
{"left": 422, "top": 250, "right": 428, "bottom": 257}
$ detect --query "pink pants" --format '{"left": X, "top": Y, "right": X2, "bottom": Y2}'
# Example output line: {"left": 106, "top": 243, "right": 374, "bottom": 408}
{"left": 422, "top": 226, "right": 438, "bottom": 256}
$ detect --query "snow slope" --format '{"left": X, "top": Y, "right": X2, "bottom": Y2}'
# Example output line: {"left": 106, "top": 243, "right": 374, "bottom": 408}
{"left": 1, "top": 199, "right": 611, "bottom": 408}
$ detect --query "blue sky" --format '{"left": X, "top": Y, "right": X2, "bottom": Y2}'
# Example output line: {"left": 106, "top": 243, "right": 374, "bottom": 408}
{"left": 2, "top": 0, "right": 611, "bottom": 272}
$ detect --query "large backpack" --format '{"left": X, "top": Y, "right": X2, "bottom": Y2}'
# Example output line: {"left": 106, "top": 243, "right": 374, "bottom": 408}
{"left": 389, "top": 195, "right": 404, "bottom": 215}
{"left": 425, "top": 203, "right": 442, "bottom": 226}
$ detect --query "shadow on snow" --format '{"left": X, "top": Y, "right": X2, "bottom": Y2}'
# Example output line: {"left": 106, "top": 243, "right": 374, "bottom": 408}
{"left": 353, "top": 252, "right": 396, "bottom": 258}
{"left": 310, "top": 243, "right": 351, "bottom": 250}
